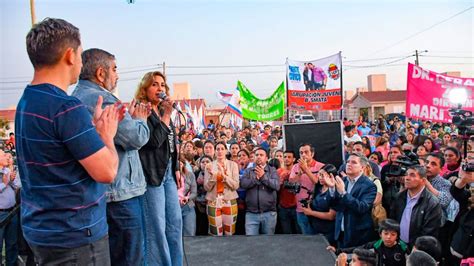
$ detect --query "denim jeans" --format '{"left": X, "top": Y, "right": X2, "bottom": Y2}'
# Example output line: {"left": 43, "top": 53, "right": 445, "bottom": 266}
{"left": 107, "top": 195, "right": 145, "bottom": 266}
{"left": 278, "top": 206, "right": 299, "bottom": 234}
{"left": 0, "top": 210, "right": 19, "bottom": 266}
{"left": 245, "top": 211, "right": 277, "bottom": 235}
{"left": 143, "top": 160, "right": 183, "bottom": 266}
{"left": 181, "top": 204, "right": 196, "bottom": 236}
{"left": 30, "top": 235, "right": 110, "bottom": 265}
{"left": 296, "top": 212, "right": 315, "bottom": 235}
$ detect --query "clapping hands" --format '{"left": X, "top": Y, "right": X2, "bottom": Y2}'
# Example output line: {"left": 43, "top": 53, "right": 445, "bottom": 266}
{"left": 128, "top": 98, "right": 151, "bottom": 121}
{"left": 323, "top": 173, "right": 346, "bottom": 194}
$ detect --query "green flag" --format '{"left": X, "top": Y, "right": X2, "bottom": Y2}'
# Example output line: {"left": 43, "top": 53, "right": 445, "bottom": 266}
{"left": 238, "top": 81, "right": 285, "bottom": 121}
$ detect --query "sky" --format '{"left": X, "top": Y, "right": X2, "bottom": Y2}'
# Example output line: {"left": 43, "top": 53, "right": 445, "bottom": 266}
{"left": 0, "top": 0, "right": 473, "bottom": 109}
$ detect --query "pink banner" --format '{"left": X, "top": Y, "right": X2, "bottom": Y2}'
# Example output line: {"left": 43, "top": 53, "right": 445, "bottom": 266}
{"left": 406, "top": 63, "right": 474, "bottom": 123}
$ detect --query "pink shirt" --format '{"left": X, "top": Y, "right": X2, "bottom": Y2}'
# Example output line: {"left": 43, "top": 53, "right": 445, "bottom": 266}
{"left": 289, "top": 160, "right": 324, "bottom": 212}
{"left": 376, "top": 144, "right": 390, "bottom": 161}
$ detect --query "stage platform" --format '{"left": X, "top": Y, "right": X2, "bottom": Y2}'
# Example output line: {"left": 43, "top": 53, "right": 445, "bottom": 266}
{"left": 183, "top": 234, "right": 336, "bottom": 266}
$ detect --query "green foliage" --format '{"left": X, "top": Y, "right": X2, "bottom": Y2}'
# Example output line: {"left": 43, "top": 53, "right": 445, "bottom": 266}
{"left": 0, "top": 117, "right": 10, "bottom": 138}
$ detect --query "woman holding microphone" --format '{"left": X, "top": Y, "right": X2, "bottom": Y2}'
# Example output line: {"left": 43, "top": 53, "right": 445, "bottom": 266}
{"left": 135, "top": 71, "right": 182, "bottom": 266}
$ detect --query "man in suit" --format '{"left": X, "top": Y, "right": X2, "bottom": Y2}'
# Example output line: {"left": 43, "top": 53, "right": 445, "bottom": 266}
{"left": 303, "top": 63, "right": 313, "bottom": 91}
{"left": 326, "top": 153, "right": 377, "bottom": 248}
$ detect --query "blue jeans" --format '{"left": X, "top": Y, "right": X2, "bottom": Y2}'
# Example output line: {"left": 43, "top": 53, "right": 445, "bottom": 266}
{"left": 296, "top": 212, "right": 315, "bottom": 235}
{"left": 245, "top": 212, "right": 277, "bottom": 235}
{"left": 107, "top": 195, "right": 145, "bottom": 266}
{"left": 143, "top": 160, "right": 183, "bottom": 266}
{"left": 181, "top": 204, "right": 196, "bottom": 236}
{"left": 278, "top": 206, "right": 299, "bottom": 234}
{"left": 0, "top": 210, "right": 18, "bottom": 266}
{"left": 30, "top": 235, "right": 110, "bottom": 265}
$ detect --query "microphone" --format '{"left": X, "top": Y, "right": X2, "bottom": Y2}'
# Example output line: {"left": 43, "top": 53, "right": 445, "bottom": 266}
{"left": 157, "top": 92, "right": 180, "bottom": 111}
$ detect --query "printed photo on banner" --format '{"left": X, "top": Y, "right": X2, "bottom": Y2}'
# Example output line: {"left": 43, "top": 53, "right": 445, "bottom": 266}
{"left": 286, "top": 52, "right": 342, "bottom": 111}
{"left": 406, "top": 63, "right": 474, "bottom": 123}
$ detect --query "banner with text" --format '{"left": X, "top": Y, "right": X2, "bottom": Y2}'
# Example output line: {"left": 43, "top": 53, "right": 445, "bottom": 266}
{"left": 406, "top": 63, "right": 474, "bottom": 123}
{"left": 238, "top": 81, "right": 285, "bottom": 121}
{"left": 287, "top": 52, "right": 342, "bottom": 111}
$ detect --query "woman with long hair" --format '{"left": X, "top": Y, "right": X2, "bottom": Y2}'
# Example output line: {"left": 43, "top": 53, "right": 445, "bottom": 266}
{"left": 375, "top": 137, "right": 390, "bottom": 162}
{"left": 182, "top": 140, "right": 198, "bottom": 173}
{"left": 362, "top": 136, "right": 375, "bottom": 153}
{"left": 416, "top": 145, "right": 429, "bottom": 159}
{"left": 302, "top": 164, "right": 337, "bottom": 244}
{"left": 204, "top": 141, "right": 240, "bottom": 235}
{"left": 442, "top": 146, "right": 462, "bottom": 179}
{"left": 442, "top": 133, "right": 452, "bottom": 146}
{"left": 178, "top": 156, "right": 197, "bottom": 236}
{"left": 423, "top": 137, "right": 436, "bottom": 152}
{"left": 194, "top": 155, "right": 213, "bottom": 235}
{"left": 235, "top": 149, "right": 250, "bottom": 235}
{"left": 406, "top": 132, "right": 415, "bottom": 145}
{"left": 369, "top": 151, "right": 384, "bottom": 172}
{"left": 135, "top": 71, "right": 182, "bottom": 265}
{"left": 229, "top": 143, "right": 240, "bottom": 163}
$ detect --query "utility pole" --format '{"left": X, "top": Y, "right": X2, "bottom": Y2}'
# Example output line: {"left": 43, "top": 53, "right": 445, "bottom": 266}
{"left": 162, "top": 61, "right": 166, "bottom": 75}
{"left": 30, "top": 0, "right": 36, "bottom": 26}
{"left": 415, "top": 50, "right": 428, "bottom": 66}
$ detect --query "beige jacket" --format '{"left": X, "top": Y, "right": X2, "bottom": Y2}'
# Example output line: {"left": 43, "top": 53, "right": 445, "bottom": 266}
{"left": 204, "top": 159, "right": 240, "bottom": 201}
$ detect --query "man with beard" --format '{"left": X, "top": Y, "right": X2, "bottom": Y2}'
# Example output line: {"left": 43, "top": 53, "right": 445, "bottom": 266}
{"left": 241, "top": 148, "right": 280, "bottom": 235}
{"left": 289, "top": 144, "right": 324, "bottom": 234}
{"left": 72, "top": 48, "right": 150, "bottom": 266}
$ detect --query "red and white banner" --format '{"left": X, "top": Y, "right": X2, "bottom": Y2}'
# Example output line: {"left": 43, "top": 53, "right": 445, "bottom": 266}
{"left": 286, "top": 52, "right": 342, "bottom": 111}
{"left": 406, "top": 63, "right": 474, "bottom": 123}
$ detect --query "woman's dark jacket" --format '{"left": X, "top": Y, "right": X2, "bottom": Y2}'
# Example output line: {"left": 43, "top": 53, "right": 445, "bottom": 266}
{"left": 138, "top": 110, "right": 178, "bottom": 186}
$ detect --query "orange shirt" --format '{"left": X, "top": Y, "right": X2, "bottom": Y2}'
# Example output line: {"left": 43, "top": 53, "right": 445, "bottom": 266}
{"left": 216, "top": 172, "right": 224, "bottom": 194}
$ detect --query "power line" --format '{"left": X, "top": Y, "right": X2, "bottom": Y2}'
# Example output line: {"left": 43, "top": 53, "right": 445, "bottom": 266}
{"left": 118, "top": 70, "right": 286, "bottom": 81}
{"left": 344, "top": 54, "right": 414, "bottom": 62}
{"left": 119, "top": 66, "right": 162, "bottom": 74}
{"left": 364, "top": 6, "right": 473, "bottom": 57}
{"left": 166, "top": 64, "right": 284, "bottom": 69}
{"left": 344, "top": 55, "right": 414, "bottom": 68}
{"left": 420, "top": 55, "right": 474, "bottom": 59}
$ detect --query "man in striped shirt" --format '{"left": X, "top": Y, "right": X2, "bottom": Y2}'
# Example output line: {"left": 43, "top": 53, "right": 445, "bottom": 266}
{"left": 16, "top": 18, "right": 120, "bottom": 265}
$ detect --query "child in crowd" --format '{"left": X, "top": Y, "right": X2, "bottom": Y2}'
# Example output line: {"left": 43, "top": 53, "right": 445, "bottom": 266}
{"left": 328, "top": 219, "right": 409, "bottom": 266}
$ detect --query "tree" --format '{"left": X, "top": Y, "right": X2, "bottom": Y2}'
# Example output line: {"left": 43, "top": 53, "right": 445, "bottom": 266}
{"left": 0, "top": 117, "right": 10, "bottom": 138}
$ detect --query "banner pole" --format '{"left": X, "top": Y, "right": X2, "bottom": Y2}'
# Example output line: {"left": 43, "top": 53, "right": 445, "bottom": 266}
{"left": 339, "top": 51, "right": 344, "bottom": 121}
{"left": 285, "top": 58, "right": 290, "bottom": 123}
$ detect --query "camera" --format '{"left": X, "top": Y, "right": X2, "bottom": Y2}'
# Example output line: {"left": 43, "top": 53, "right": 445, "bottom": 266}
{"left": 450, "top": 107, "right": 474, "bottom": 135}
{"left": 300, "top": 198, "right": 310, "bottom": 208}
{"left": 462, "top": 162, "right": 474, "bottom": 172}
{"left": 283, "top": 180, "right": 301, "bottom": 194}
{"left": 386, "top": 152, "right": 419, "bottom": 177}
{"left": 450, "top": 106, "right": 474, "bottom": 171}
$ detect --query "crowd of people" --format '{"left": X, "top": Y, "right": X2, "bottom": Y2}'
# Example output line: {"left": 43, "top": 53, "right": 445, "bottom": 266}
{"left": 0, "top": 17, "right": 473, "bottom": 266}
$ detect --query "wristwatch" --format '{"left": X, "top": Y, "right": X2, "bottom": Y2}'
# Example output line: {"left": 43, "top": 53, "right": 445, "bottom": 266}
{"left": 339, "top": 191, "right": 347, "bottom": 198}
